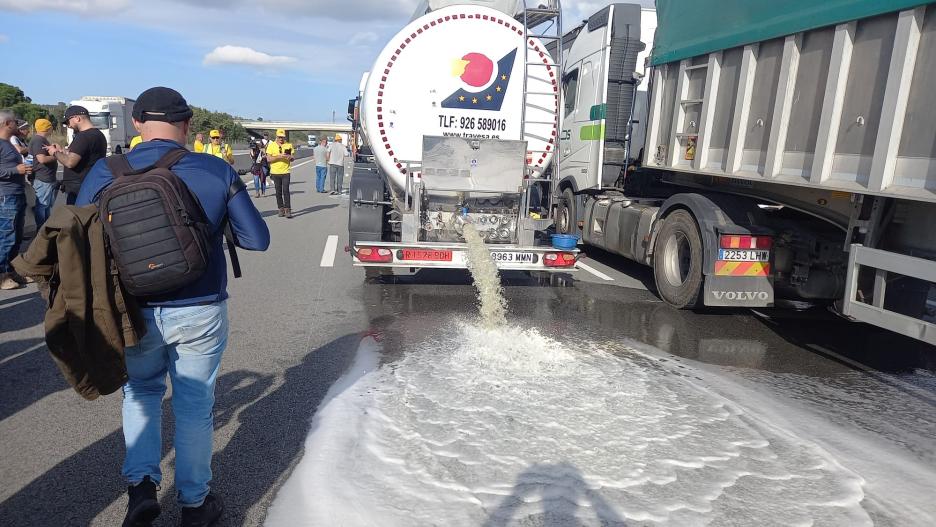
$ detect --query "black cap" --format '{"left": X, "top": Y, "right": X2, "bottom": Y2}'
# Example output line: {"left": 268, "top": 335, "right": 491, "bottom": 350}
{"left": 132, "top": 87, "right": 194, "bottom": 123}
{"left": 63, "top": 105, "right": 90, "bottom": 120}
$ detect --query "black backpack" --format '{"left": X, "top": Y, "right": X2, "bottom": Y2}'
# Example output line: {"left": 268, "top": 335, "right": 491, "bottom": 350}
{"left": 101, "top": 148, "right": 242, "bottom": 297}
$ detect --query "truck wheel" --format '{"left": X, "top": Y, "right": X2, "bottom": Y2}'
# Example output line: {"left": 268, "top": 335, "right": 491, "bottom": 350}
{"left": 557, "top": 187, "right": 576, "bottom": 235}
{"left": 653, "top": 210, "right": 703, "bottom": 309}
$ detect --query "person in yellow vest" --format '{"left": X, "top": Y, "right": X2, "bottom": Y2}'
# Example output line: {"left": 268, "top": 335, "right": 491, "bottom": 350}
{"left": 203, "top": 129, "right": 233, "bottom": 165}
{"left": 193, "top": 132, "right": 205, "bottom": 153}
{"left": 128, "top": 135, "right": 143, "bottom": 151}
{"left": 265, "top": 129, "right": 295, "bottom": 218}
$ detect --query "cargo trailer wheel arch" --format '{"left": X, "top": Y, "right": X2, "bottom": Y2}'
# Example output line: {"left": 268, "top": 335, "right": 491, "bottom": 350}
{"left": 652, "top": 209, "right": 704, "bottom": 308}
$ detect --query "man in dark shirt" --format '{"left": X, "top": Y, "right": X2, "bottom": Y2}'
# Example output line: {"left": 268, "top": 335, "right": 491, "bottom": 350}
{"left": 77, "top": 87, "right": 270, "bottom": 527}
{"left": 45, "top": 105, "right": 106, "bottom": 205}
{"left": 28, "top": 119, "right": 58, "bottom": 227}
{"left": 0, "top": 110, "right": 32, "bottom": 290}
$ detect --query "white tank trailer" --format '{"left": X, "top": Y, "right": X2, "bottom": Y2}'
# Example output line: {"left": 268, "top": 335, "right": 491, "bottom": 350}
{"left": 555, "top": 2, "right": 936, "bottom": 344}
{"left": 349, "top": 1, "right": 579, "bottom": 272}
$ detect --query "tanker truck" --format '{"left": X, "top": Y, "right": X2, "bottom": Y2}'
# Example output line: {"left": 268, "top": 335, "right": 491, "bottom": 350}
{"left": 348, "top": 0, "right": 580, "bottom": 273}
{"left": 555, "top": 2, "right": 936, "bottom": 345}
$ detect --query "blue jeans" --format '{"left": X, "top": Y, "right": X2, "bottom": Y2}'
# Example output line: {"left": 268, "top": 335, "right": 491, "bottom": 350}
{"left": 122, "top": 301, "right": 229, "bottom": 507}
{"left": 32, "top": 180, "right": 57, "bottom": 227}
{"left": 0, "top": 193, "right": 26, "bottom": 274}
{"left": 252, "top": 172, "right": 267, "bottom": 194}
{"left": 315, "top": 165, "right": 327, "bottom": 192}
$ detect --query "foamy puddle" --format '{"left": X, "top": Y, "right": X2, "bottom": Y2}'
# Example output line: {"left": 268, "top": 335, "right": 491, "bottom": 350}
{"left": 265, "top": 321, "right": 874, "bottom": 526}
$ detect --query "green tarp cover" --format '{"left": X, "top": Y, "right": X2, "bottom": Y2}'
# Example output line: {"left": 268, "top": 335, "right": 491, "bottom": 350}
{"left": 651, "top": 0, "right": 933, "bottom": 66}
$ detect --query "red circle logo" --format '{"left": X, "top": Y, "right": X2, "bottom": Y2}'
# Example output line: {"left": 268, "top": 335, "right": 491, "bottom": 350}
{"left": 459, "top": 53, "right": 494, "bottom": 87}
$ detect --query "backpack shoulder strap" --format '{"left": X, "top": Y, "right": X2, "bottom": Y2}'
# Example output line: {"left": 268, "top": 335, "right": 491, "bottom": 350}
{"left": 105, "top": 154, "right": 134, "bottom": 179}
{"left": 153, "top": 148, "right": 189, "bottom": 170}
{"left": 222, "top": 177, "right": 247, "bottom": 279}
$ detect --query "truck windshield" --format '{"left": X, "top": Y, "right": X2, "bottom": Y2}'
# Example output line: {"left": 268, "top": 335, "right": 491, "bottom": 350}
{"left": 89, "top": 112, "right": 111, "bottom": 129}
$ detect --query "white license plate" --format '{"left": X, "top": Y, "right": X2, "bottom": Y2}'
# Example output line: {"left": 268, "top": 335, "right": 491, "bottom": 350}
{"left": 490, "top": 251, "right": 536, "bottom": 264}
{"left": 719, "top": 249, "right": 770, "bottom": 262}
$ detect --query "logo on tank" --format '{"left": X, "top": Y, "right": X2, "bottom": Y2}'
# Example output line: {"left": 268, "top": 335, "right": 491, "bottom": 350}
{"left": 441, "top": 49, "right": 516, "bottom": 111}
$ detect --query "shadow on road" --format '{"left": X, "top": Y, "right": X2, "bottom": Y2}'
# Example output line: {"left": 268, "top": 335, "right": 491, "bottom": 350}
{"left": 168, "top": 332, "right": 362, "bottom": 526}
{"left": 0, "top": 370, "right": 273, "bottom": 526}
{"left": 260, "top": 203, "right": 337, "bottom": 218}
{"left": 0, "top": 290, "right": 45, "bottom": 334}
{"left": 482, "top": 462, "right": 628, "bottom": 527}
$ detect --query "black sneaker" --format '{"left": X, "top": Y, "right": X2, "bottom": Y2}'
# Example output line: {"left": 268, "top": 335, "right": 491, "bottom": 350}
{"left": 180, "top": 492, "right": 224, "bottom": 527}
{"left": 122, "top": 476, "right": 160, "bottom": 527}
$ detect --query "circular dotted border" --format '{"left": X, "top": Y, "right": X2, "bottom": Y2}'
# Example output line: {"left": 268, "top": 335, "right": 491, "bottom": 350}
{"left": 373, "top": 11, "right": 560, "bottom": 175}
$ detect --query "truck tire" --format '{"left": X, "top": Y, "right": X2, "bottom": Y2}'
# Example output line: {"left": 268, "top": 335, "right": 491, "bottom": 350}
{"left": 557, "top": 187, "right": 576, "bottom": 235}
{"left": 653, "top": 210, "right": 703, "bottom": 309}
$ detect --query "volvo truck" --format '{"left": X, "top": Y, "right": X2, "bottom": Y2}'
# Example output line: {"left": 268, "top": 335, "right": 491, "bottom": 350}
{"left": 556, "top": 2, "right": 936, "bottom": 345}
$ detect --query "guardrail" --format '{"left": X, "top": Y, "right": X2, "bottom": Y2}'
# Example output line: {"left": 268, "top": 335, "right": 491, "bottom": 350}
{"left": 842, "top": 244, "right": 936, "bottom": 344}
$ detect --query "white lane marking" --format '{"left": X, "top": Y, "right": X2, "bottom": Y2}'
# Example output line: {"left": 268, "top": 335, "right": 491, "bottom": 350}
{"left": 577, "top": 261, "right": 614, "bottom": 281}
{"left": 291, "top": 158, "right": 317, "bottom": 170}
{"left": 320, "top": 235, "right": 339, "bottom": 268}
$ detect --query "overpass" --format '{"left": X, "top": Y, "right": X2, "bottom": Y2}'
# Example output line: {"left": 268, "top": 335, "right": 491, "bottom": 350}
{"left": 237, "top": 120, "right": 352, "bottom": 136}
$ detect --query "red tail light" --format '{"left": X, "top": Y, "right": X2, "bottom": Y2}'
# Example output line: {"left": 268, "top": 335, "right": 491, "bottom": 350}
{"left": 720, "top": 235, "right": 772, "bottom": 250}
{"left": 357, "top": 246, "right": 393, "bottom": 263}
{"left": 544, "top": 252, "right": 577, "bottom": 268}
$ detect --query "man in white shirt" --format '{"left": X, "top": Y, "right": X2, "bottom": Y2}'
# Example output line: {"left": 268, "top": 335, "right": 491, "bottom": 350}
{"left": 326, "top": 135, "right": 348, "bottom": 195}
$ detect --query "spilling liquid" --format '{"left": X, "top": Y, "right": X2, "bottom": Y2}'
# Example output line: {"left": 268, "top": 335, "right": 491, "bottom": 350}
{"left": 462, "top": 223, "right": 508, "bottom": 328}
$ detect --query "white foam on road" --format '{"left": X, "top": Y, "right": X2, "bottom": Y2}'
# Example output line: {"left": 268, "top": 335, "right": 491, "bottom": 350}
{"left": 263, "top": 321, "right": 907, "bottom": 526}
{"left": 319, "top": 235, "right": 338, "bottom": 268}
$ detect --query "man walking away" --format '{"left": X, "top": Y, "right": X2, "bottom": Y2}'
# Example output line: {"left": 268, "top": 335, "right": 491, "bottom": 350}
{"left": 327, "top": 134, "right": 347, "bottom": 195}
{"left": 45, "top": 105, "right": 107, "bottom": 205}
{"left": 0, "top": 110, "right": 32, "bottom": 290}
{"left": 313, "top": 137, "right": 328, "bottom": 193}
{"left": 77, "top": 87, "right": 270, "bottom": 527}
{"left": 265, "top": 129, "right": 294, "bottom": 217}
{"left": 203, "top": 129, "right": 234, "bottom": 165}
{"left": 28, "top": 118, "right": 58, "bottom": 227}
{"left": 193, "top": 132, "right": 205, "bottom": 153}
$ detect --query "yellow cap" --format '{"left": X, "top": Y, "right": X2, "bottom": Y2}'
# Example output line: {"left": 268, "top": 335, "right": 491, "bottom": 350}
{"left": 276, "top": 129, "right": 286, "bottom": 137}
{"left": 35, "top": 119, "right": 53, "bottom": 132}
{"left": 334, "top": 135, "right": 342, "bottom": 142}
{"left": 209, "top": 129, "right": 221, "bottom": 138}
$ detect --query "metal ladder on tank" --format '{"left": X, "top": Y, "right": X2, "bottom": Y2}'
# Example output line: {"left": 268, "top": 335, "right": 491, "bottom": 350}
{"left": 518, "top": 0, "right": 563, "bottom": 231}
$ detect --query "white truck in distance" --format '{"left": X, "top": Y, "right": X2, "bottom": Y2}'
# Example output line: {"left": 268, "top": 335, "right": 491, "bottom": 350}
{"left": 555, "top": 2, "right": 936, "bottom": 345}
{"left": 66, "top": 96, "right": 136, "bottom": 154}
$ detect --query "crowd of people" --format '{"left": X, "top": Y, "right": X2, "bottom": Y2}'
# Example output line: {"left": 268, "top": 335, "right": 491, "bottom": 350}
{"left": 1, "top": 85, "right": 362, "bottom": 526}
{"left": 1, "top": 100, "right": 352, "bottom": 291}
{"left": 3, "top": 87, "right": 278, "bottom": 526}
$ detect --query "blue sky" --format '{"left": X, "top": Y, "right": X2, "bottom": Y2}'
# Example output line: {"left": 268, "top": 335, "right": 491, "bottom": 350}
{"left": 0, "top": 0, "right": 637, "bottom": 121}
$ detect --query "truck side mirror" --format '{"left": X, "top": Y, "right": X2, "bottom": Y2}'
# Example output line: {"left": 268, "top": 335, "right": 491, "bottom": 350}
{"left": 112, "top": 116, "right": 118, "bottom": 128}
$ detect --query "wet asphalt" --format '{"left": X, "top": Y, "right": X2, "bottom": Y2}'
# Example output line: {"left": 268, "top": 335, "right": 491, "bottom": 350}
{"left": 0, "top": 160, "right": 934, "bottom": 526}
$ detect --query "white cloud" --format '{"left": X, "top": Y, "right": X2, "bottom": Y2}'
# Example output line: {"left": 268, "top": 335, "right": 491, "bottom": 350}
{"left": 0, "top": 0, "right": 129, "bottom": 14}
{"left": 168, "top": 0, "right": 418, "bottom": 21}
{"left": 349, "top": 31, "right": 378, "bottom": 46}
{"left": 203, "top": 45, "right": 298, "bottom": 68}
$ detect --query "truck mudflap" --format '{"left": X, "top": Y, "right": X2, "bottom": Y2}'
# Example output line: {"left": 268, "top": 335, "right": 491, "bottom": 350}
{"left": 351, "top": 242, "right": 579, "bottom": 272}
{"left": 704, "top": 275, "right": 774, "bottom": 307}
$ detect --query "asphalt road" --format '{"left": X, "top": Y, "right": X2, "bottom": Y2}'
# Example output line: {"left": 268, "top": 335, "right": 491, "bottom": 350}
{"left": 1, "top": 161, "right": 934, "bottom": 525}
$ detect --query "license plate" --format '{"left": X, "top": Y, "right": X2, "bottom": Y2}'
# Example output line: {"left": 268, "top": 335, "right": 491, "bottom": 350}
{"left": 490, "top": 251, "right": 536, "bottom": 264}
{"left": 718, "top": 249, "right": 769, "bottom": 262}
{"left": 400, "top": 249, "right": 452, "bottom": 261}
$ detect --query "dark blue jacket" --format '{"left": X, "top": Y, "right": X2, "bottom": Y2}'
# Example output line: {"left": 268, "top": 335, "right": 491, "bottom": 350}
{"left": 77, "top": 139, "right": 270, "bottom": 306}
